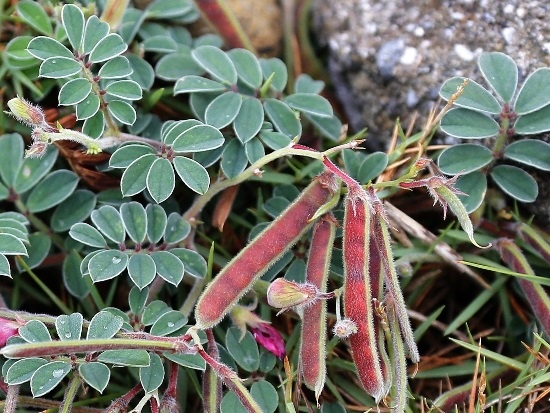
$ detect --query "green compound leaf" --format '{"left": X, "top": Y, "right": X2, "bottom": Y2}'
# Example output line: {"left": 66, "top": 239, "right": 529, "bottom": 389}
{"left": 156, "top": 52, "right": 204, "bottom": 81}
{"left": 129, "top": 286, "right": 149, "bottom": 315}
{"left": 0, "top": 234, "right": 27, "bottom": 257}
{"left": 69, "top": 223, "right": 107, "bottom": 248}
{"left": 205, "top": 91, "right": 243, "bottom": 129}
{"left": 98, "top": 56, "right": 133, "bottom": 79}
{"left": 142, "top": 300, "right": 170, "bottom": 326}
{"left": 27, "top": 170, "right": 79, "bottom": 213}
{"left": 228, "top": 48, "right": 263, "bottom": 89}
{"left": 140, "top": 352, "right": 164, "bottom": 392}
{"left": 27, "top": 36, "right": 73, "bottom": 60}
{"left": 143, "top": 35, "right": 178, "bottom": 53}
{"left": 233, "top": 97, "right": 264, "bottom": 143}
{"left": 146, "top": 204, "right": 167, "bottom": 244}
{"left": 55, "top": 313, "right": 83, "bottom": 341}
{"left": 260, "top": 58, "right": 288, "bottom": 92}
{"left": 19, "top": 320, "right": 51, "bottom": 343}
{"left": 39, "top": 57, "right": 82, "bottom": 79}
{"left": 439, "top": 108, "right": 499, "bottom": 139}
{"left": 63, "top": 251, "right": 90, "bottom": 299}
{"left": 514, "top": 104, "right": 550, "bottom": 135}
{"left": 245, "top": 138, "right": 265, "bottom": 163}
{"left": 514, "top": 68, "right": 550, "bottom": 115}
{"left": 225, "top": 327, "right": 259, "bottom": 372}
{"left": 504, "top": 139, "right": 550, "bottom": 171}
{"left": 16, "top": 232, "right": 50, "bottom": 270}
{"left": 105, "top": 80, "right": 142, "bottom": 101}
{"left": 305, "top": 113, "right": 342, "bottom": 141}
{"left": 163, "top": 352, "right": 205, "bottom": 370}
{"left": 150, "top": 309, "right": 187, "bottom": 336}
{"left": 162, "top": 119, "right": 202, "bottom": 145}
{"left": 490, "top": 165, "right": 538, "bottom": 203}
{"left": 30, "top": 361, "right": 71, "bottom": 397}
{"left": 6, "top": 358, "right": 48, "bottom": 385}
{"left": 16, "top": 0, "right": 52, "bottom": 36}
{"left": 91, "top": 205, "right": 126, "bottom": 244}
{"left": 79, "top": 362, "right": 110, "bottom": 394}
{"left": 145, "top": 0, "right": 194, "bottom": 19}
{"left": 221, "top": 139, "right": 248, "bottom": 178}
{"left": 259, "top": 131, "right": 291, "bottom": 150}
{"left": 189, "top": 92, "right": 220, "bottom": 121}
{"left": 295, "top": 74, "right": 324, "bottom": 94}
{"left": 283, "top": 93, "right": 333, "bottom": 118}
{"left": 0, "top": 255, "right": 11, "bottom": 277}
{"left": 89, "top": 33, "right": 128, "bottom": 63}
{"left": 59, "top": 78, "right": 92, "bottom": 106}
{"left": 171, "top": 248, "right": 206, "bottom": 278}
{"left": 147, "top": 158, "right": 175, "bottom": 203}
{"left": 173, "top": 156, "right": 210, "bottom": 194}
{"left": 171, "top": 125, "right": 225, "bottom": 153}
{"left": 151, "top": 251, "right": 184, "bottom": 286}
{"left": 263, "top": 98, "right": 301, "bottom": 138}
{"left": 164, "top": 213, "right": 191, "bottom": 244}
{"left": 121, "top": 154, "right": 157, "bottom": 197}
{"left": 192, "top": 45, "right": 238, "bottom": 84}
{"left": 174, "top": 75, "right": 227, "bottom": 93}
{"left": 128, "top": 54, "right": 155, "bottom": 90}
{"left": 88, "top": 250, "right": 128, "bottom": 283}
{"left": 438, "top": 144, "right": 494, "bottom": 175}
{"left": 439, "top": 77, "right": 501, "bottom": 114}
{"left": 62, "top": 4, "right": 85, "bottom": 51}
{"left": 13, "top": 146, "right": 58, "bottom": 195}
{"left": 108, "top": 100, "right": 137, "bottom": 125}
{"left": 110, "top": 144, "right": 156, "bottom": 169}
{"left": 83, "top": 111, "right": 105, "bottom": 138}
{"left": 76, "top": 93, "right": 101, "bottom": 120}
{"left": 87, "top": 311, "right": 124, "bottom": 339}
{"left": 454, "top": 171, "right": 487, "bottom": 213}
{"left": 0, "top": 134, "right": 23, "bottom": 187}
{"left": 128, "top": 253, "right": 157, "bottom": 290}
{"left": 5, "top": 36, "right": 36, "bottom": 68}
{"left": 51, "top": 189, "right": 96, "bottom": 232}
{"left": 250, "top": 381, "right": 279, "bottom": 413}
{"left": 97, "top": 350, "right": 150, "bottom": 367}
{"left": 478, "top": 52, "right": 518, "bottom": 103}
{"left": 120, "top": 202, "right": 147, "bottom": 244}
{"left": 80, "top": 250, "right": 99, "bottom": 276}
{"left": 357, "top": 151, "right": 389, "bottom": 184}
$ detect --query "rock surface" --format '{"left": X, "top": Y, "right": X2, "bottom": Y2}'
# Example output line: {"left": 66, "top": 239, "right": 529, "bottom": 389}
{"left": 312, "top": 0, "right": 550, "bottom": 148}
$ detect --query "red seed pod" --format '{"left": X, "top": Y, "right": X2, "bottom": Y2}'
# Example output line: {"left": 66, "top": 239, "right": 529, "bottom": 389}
{"left": 194, "top": 172, "right": 339, "bottom": 329}
{"left": 343, "top": 186, "right": 386, "bottom": 402}
{"left": 300, "top": 213, "right": 337, "bottom": 403}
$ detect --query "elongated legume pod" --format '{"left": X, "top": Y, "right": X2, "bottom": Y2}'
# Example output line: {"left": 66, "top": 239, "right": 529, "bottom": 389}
{"left": 300, "top": 213, "right": 337, "bottom": 403}
{"left": 343, "top": 186, "right": 386, "bottom": 402}
{"left": 195, "top": 172, "right": 339, "bottom": 329}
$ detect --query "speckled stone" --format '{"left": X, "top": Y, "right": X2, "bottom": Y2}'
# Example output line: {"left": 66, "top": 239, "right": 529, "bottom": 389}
{"left": 312, "top": 0, "right": 550, "bottom": 148}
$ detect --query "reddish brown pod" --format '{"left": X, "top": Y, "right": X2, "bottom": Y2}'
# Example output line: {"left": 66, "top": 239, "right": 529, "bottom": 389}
{"left": 194, "top": 172, "right": 339, "bottom": 329}
{"left": 342, "top": 185, "right": 386, "bottom": 402}
{"left": 299, "top": 213, "right": 337, "bottom": 403}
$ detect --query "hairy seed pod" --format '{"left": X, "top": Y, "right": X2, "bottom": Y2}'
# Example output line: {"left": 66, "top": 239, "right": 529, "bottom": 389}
{"left": 195, "top": 172, "right": 339, "bottom": 329}
{"left": 300, "top": 213, "right": 337, "bottom": 404}
{"left": 343, "top": 186, "right": 386, "bottom": 402}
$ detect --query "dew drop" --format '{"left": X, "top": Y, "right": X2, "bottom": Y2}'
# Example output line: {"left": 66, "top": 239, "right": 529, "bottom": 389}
{"left": 22, "top": 165, "right": 31, "bottom": 178}
{"left": 112, "top": 257, "right": 121, "bottom": 264}
{"left": 52, "top": 369, "right": 65, "bottom": 378}
{"left": 167, "top": 322, "right": 175, "bottom": 328}
{"left": 64, "top": 333, "right": 71, "bottom": 338}
{"left": 59, "top": 320, "right": 66, "bottom": 324}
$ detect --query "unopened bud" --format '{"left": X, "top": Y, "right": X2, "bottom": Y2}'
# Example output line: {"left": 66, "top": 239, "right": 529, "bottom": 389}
{"left": 332, "top": 318, "right": 357, "bottom": 338}
{"left": 267, "top": 278, "right": 319, "bottom": 311}
{"left": 25, "top": 140, "right": 49, "bottom": 158}
{"left": 6, "top": 97, "right": 46, "bottom": 126}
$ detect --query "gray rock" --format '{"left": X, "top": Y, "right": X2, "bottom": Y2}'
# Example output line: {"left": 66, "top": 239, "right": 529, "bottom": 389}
{"left": 312, "top": 0, "right": 550, "bottom": 149}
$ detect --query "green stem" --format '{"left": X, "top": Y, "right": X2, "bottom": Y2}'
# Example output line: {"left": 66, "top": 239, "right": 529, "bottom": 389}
{"left": 16, "top": 257, "right": 73, "bottom": 315}
{"left": 1, "top": 336, "right": 194, "bottom": 358}
{"left": 59, "top": 374, "right": 81, "bottom": 413}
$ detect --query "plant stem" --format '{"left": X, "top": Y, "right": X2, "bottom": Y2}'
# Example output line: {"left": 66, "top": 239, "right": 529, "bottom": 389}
{"left": 59, "top": 374, "right": 82, "bottom": 413}
{"left": 16, "top": 257, "right": 73, "bottom": 315}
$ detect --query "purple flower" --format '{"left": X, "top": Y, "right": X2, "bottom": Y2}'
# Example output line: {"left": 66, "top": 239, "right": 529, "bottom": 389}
{"left": 0, "top": 317, "right": 19, "bottom": 347}
{"left": 249, "top": 322, "right": 286, "bottom": 360}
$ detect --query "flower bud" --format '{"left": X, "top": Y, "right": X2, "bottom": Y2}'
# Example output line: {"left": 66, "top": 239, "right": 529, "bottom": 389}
{"left": 0, "top": 317, "right": 19, "bottom": 347}
{"left": 332, "top": 318, "right": 357, "bottom": 338}
{"left": 250, "top": 323, "right": 286, "bottom": 359}
{"left": 267, "top": 278, "right": 318, "bottom": 311}
{"left": 6, "top": 97, "right": 46, "bottom": 126}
